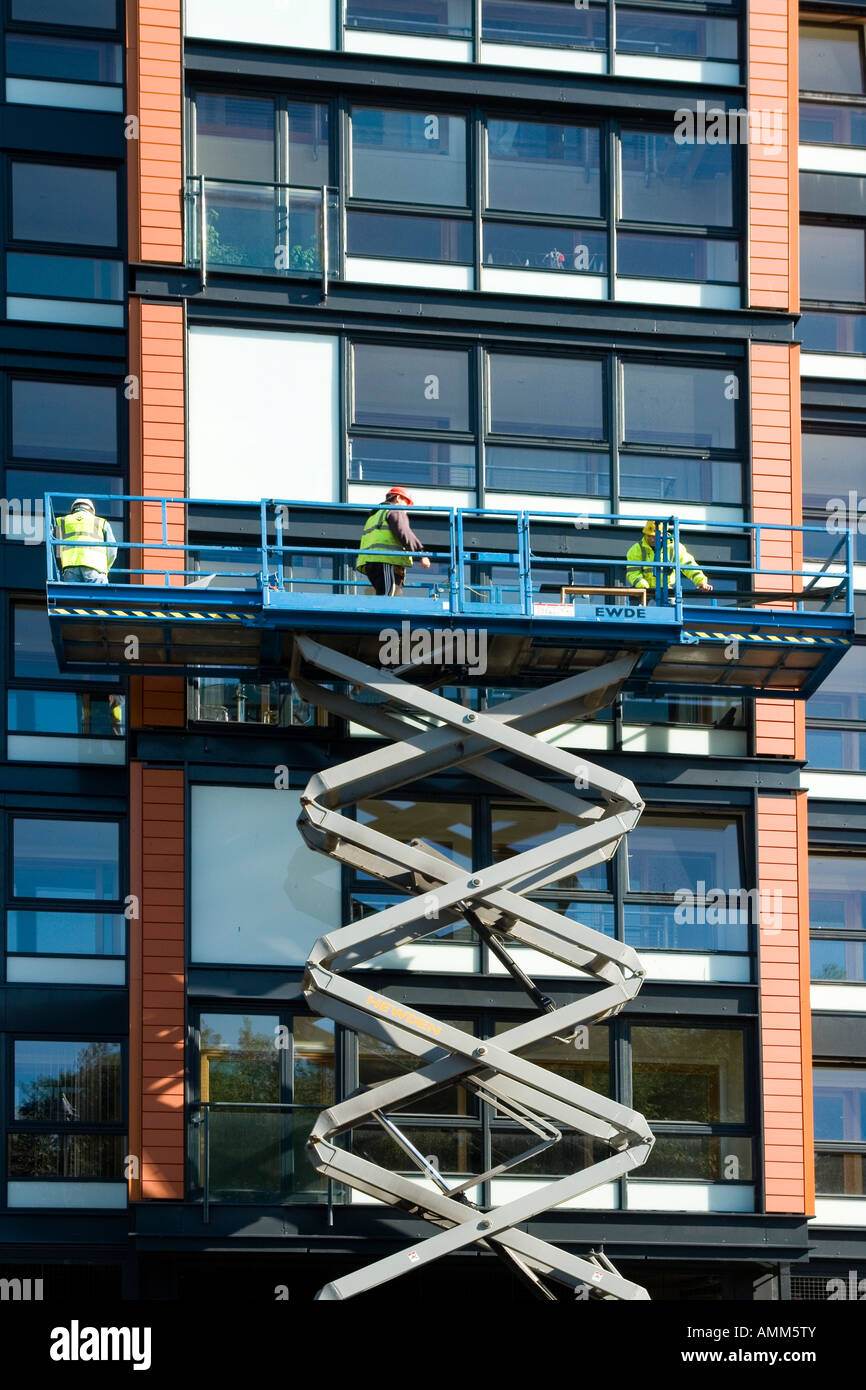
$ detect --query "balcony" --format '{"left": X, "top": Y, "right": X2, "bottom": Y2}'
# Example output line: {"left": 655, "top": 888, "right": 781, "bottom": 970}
{"left": 186, "top": 178, "right": 340, "bottom": 290}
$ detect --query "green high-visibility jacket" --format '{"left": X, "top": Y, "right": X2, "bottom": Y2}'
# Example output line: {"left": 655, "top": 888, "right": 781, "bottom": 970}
{"left": 57, "top": 512, "right": 113, "bottom": 575}
{"left": 356, "top": 508, "right": 413, "bottom": 570}
{"left": 626, "top": 535, "right": 707, "bottom": 590}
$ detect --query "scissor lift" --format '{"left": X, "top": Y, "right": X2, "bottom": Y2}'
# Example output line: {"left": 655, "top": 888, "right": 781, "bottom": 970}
{"left": 45, "top": 496, "right": 855, "bottom": 1300}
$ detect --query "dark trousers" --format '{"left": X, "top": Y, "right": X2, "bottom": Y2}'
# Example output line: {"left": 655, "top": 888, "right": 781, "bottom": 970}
{"left": 364, "top": 562, "right": 406, "bottom": 597}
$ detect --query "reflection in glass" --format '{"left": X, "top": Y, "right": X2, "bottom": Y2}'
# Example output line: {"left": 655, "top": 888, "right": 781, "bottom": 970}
{"left": 484, "top": 223, "right": 606, "bottom": 273}
{"left": 800, "top": 224, "right": 866, "bottom": 303}
{"left": 806, "top": 646, "right": 866, "bottom": 719}
{"left": 617, "top": 232, "right": 739, "bottom": 283}
{"left": 800, "top": 103, "right": 866, "bottom": 148}
{"left": 489, "top": 355, "right": 604, "bottom": 439}
{"left": 624, "top": 902, "right": 748, "bottom": 953}
{"left": 348, "top": 209, "right": 473, "bottom": 263}
{"left": 8, "top": 1132, "right": 124, "bottom": 1178}
{"left": 616, "top": 10, "right": 737, "bottom": 60}
{"left": 349, "top": 438, "right": 475, "bottom": 490}
{"left": 12, "top": 164, "right": 118, "bottom": 247}
{"left": 799, "top": 311, "right": 866, "bottom": 353}
{"left": 802, "top": 433, "right": 866, "bottom": 513}
{"left": 809, "top": 855, "right": 866, "bottom": 931}
{"left": 620, "top": 132, "right": 733, "bottom": 227}
{"left": 486, "top": 446, "right": 609, "bottom": 496}
{"left": 806, "top": 728, "right": 866, "bottom": 770}
{"left": 346, "top": 0, "right": 472, "bottom": 36}
{"left": 492, "top": 807, "right": 610, "bottom": 891}
{"left": 189, "top": 678, "right": 315, "bottom": 727}
{"left": 487, "top": 121, "right": 600, "bottom": 217}
{"left": 814, "top": 1068, "right": 866, "bottom": 1142}
{"left": 636, "top": 1135, "right": 752, "bottom": 1180}
{"left": 14, "top": 1040, "right": 121, "bottom": 1122}
{"left": 352, "top": 108, "right": 468, "bottom": 207}
{"left": 631, "top": 1026, "right": 746, "bottom": 1123}
{"left": 619, "top": 453, "right": 741, "bottom": 504}
{"left": 6, "top": 33, "right": 122, "bottom": 83}
{"left": 354, "top": 344, "right": 470, "bottom": 431}
{"left": 800, "top": 24, "right": 865, "bottom": 95}
{"left": 482, "top": 0, "right": 605, "bottom": 50}
{"left": 623, "top": 363, "right": 737, "bottom": 449}
{"left": 13, "top": 819, "right": 119, "bottom": 900}
{"left": 7, "top": 910, "right": 125, "bottom": 956}
{"left": 811, "top": 937, "right": 866, "bottom": 982}
{"left": 7, "top": 252, "right": 123, "bottom": 301}
{"left": 8, "top": 690, "right": 124, "bottom": 737}
{"left": 815, "top": 1149, "right": 866, "bottom": 1194}
{"left": 12, "top": 380, "right": 117, "bottom": 464}
{"left": 627, "top": 814, "right": 742, "bottom": 893}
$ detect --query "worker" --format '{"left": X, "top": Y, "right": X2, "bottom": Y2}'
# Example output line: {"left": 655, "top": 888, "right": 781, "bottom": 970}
{"left": 109, "top": 696, "right": 124, "bottom": 738}
{"left": 55, "top": 498, "right": 117, "bottom": 584}
{"left": 626, "top": 520, "right": 713, "bottom": 593}
{"left": 355, "top": 486, "right": 431, "bottom": 597}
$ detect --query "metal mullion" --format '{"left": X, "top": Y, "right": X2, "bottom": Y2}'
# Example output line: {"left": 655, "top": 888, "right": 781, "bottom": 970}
{"left": 474, "top": 343, "right": 485, "bottom": 507}
{"left": 484, "top": 210, "right": 606, "bottom": 230}
{"left": 473, "top": 107, "right": 483, "bottom": 291}
{"left": 346, "top": 198, "right": 473, "bottom": 220}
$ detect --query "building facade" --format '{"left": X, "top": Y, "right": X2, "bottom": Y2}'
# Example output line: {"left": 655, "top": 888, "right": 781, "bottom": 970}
{"left": 0, "top": 0, "right": 862, "bottom": 1303}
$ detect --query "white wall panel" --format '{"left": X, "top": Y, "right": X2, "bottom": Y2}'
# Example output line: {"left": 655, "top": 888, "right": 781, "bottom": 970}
{"left": 186, "top": 0, "right": 334, "bottom": 50}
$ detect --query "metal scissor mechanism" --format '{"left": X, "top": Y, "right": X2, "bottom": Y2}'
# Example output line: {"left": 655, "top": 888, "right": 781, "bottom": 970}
{"left": 294, "top": 635, "right": 655, "bottom": 1301}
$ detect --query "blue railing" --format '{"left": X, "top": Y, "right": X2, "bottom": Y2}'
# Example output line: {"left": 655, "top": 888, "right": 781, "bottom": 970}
{"left": 45, "top": 492, "right": 855, "bottom": 619}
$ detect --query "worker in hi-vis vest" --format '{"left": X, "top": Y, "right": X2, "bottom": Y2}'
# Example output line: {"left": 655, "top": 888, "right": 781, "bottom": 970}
{"left": 55, "top": 498, "right": 118, "bottom": 584}
{"left": 626, "top": 520, "right": 713, "bottom": 593}
{"left": 355, "top": 486, "right": 431, "bottom": 597}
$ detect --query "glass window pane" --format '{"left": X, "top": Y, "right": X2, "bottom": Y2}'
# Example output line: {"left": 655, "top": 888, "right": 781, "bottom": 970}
{"left": 349, "top": 438, "right": 475, "bottom": 489}
{"left": 491, "top": 806, "right": 610, "bottom": 891}
{"left": 483, "top": 223, "right": 607, "bottom": 274}
{"left": 13, "top": 819, "right": 119, "bottom": 900}
{"left": 353, "top": 344, "right": 470, "bottom": 431}
{"left": 617, "top": 232, "right": 739, "bottom": 284}
{"left": 12, "top": 164, "right": 118, "bottom": 247}
{"left": 293, "top": 1017, "right": 335, "bottom": 1105}
{"left": 496, "top": 1017, "right": 610, "bottom": 1094}
{"left": 489, "top": 355, "right": 604, "bottom": 440}
{"left": 194, "top": 94, "right": 275, "bottom": 183}
{"left": 287, "top": 101, "right": 331, "bottom": 188}
{"left": 7, "top": 252, "right": 123, "bottom": 301}
{"left": 809, "top": 855, "right": 866, "bottom": 931}
{"left": 801, "top": 224, "right": 865, "bottom": 303}
{"left": 13, "top": 1040, "right": 121, "bottom": 1122}
{"left": 356, "top": 800, "right": 473, "bottom": 872}
{"left": 616, "top": 10, "right": 737, "bottom": 61}
{"left": 4, "top": 471, "right": 123, "bottom": 542}
{"left": 623, "top": 363, "right": 738, "bottom": 449}
{"left": 801, "top": 171, "right": 866, "bottom": 220}
{"left": 625, "top": 902, "right": 748, "bottom": 953}
{"left": 814, "top": 1067, "right": 866, "bottom": 1141}
{"left": 11, "top": 0, "right": 117, "bottom": 24}
{"left": 189, "top": 677, "right": 317, "bottom": 728}
{"left": 800, "top": 24, "right": 865, "bottom": 95}
{"left": 348, "top": 210, "right": 473, "bottom": 263}
{"left": 806, "top": 645, "right": 866, "bottom": 719}
{"left": 12, "top": 380, "right": 117, "bottom": 464}
{"left": 200, "top": 1013, "right": 281, "bottom": 1103}
{"left": 802, "top": 432, "right": 866, "bottom": 511}
{"left": 8, "top": 1133, "right": 124, "bottom": 1178}
{"left": 482, "top": 0, "right": 606, "bottom": 50}
{"left": 621, "top": 132, "right": 733, "bottom": 227}
{"left": 627, "top": 814, "right": 742, "bottom": 893}
{"left": 7, "top": 910, "right": 125, "bottom": 955}
{"left": 13, "top": 604, "right": 105, "bottom": 681}
{"left": 346, "top": 0, "right": 472, "bottom": 37}
{"left": 619, "top": 453, "right": 742, "bottom": 505}
{"left": 815, "top": 1149, "right": 866, "bottom": 1195}
{"left": 354, "top": 1122, "right": 482, "bottom": 1179}
{"left": 631, "top": 1026, "right": 746, "bottom": 1123}
{"left": 811, "top": 937, "right": 866, "bottom": 982}
{"left": 6, "top": 33, "right": 122, "bottom": 83}
{"left": 806, "top": 728, "right": 866, "bottom": 771}
{"left": 800, "top": 103, "right": 866, "bottom": 149}
{"left": 486, "top": 446, "right": 609, "bottom": 496}
{"left": 487, "top": 121, "right": 600, "bottom": 218}
{"left": 636, "top": 1135, "right": 752, "bottom": 1181}
{"left": 352, "top": 108, "right": 468, "bottom": 207}
{"left": 358, "top": 1030, "right": 474, "bottom": 1115}
{"left": 8, "top": 690, "right": 124, "bottom": 737}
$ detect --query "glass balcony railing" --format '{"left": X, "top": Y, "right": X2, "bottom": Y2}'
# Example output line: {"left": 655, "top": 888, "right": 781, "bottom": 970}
{"left": 185, "top": 178, "right": 340, "bottom": 287}
{"left": 189, "top": 1103, "right": 342, "bottom": 1217}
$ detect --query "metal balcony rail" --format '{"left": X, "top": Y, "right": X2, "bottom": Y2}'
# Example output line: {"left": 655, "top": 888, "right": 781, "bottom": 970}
{"left": 184, "top": 177, "right": 340, "bottom": 293}
{"left": 44, "top": 492, "right": 855, "bottom": 619}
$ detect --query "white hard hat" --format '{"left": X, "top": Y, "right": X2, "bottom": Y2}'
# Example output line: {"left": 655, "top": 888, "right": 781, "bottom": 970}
{"left": 71, "top": 498, "right": 96, "bottom": 513}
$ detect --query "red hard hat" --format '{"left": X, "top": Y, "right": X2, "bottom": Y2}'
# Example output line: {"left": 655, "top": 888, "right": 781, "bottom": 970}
{"left": 386, "top": 486, "right": 413, "bottom": 505}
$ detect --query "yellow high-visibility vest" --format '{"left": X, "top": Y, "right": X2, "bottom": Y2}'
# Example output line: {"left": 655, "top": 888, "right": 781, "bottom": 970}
{"left": 58, "top": 512, "right": 109, "bottom": 574}
{"left": 356, "top": 508, "right": 413, "bottom": 570}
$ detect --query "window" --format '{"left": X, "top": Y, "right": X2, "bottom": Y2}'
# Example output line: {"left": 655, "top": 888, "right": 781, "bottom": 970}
{"left": 11, "top": 164, "right": 118, "bottom": 248}
{"left": 631, "top": 1025, "right": 745, "bottom": 1123}
{"left": 349, "top": 107, "right": 470, "bottom": 266}
{"left": 800, "top": 24, "right": 865, "bottom": 95}
{"left": 801, "top": 224, "right": 866, "bottom": 304}
{"left": 191, "top": 94, "right": 332, "bottom": 277}
{"left": 616, "top": 8, "right": 737, "bottom": 62}
{"left": 191, "top": 1012, "right": 335, "bottom": 1202}
{"left": 346, "top": 0, "right": 473, "bottom": 37}
{"left": 801, "top": 103, "right": 866, "bottom": 149}
{"left": 484, "top": 120, "right": 604, "bottom": 280}
{"left": 807, "top": 645, "right": 866, "bottom": 722}
{"left": 801, "top": 434, "right": 866, "bottom": 563}
{"left": 5, "top": 33, "right": 123, "bottom": 111}
{"left": 6, "top": 252, "right": 124, "bottom": 327}
{"left": 623, "top": 362, "right": 738, "bottom": 449}
{"left": 13, "top": 818, "right": 120, "bottom": 901}
{"left": 12, "top": 380, "right": 118, "bottom": 465}
{"left": 486, "top": 353, "right": 608, "bottom": 497}
{"left": 625, "top": 813, "right": 747, "bottom": 951}
{"left": 349, "top": 343, "right": 474, "bottom": 491}
{"left": 11, "top": 0, "right": 118, "bottom": 24}
{"left": 8, "top": 1041, "right": 125, "bottom": 1200}
{"left": 190, "top": 785, "right": 341, "bottom": 965}
{"left": 482, "top": 0, "right": 606, "bottom": 51}
{"left": 619, "top": 132, "right": 737, "bottom": 285}
{"left": 492, "top": 805, "right": 610, "bottom": 891}
{"left": 188, "top": 678, "right": 318, "bottom": 728}
{"left": 814, "top": 1067, "right": 866, "bottom": 1196}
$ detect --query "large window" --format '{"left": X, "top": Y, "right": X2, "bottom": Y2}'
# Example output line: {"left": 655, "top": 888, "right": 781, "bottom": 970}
{"left": 11, "top": 379, "right": 118, "bottom": 465}
{"left": 8, "top": 1040, "right": 125, "bottom": 1201}
{"left": 807, "top": 644, "right": 866, "bottom": 771}
{"left": 621, "top": 362, "right": 742, "bottom": 506}
{"left": 626, "top": 813, "right": 747, "bottom": 952}
{"left": 11, "top": 163, "right": 118, "bottom": 248}
{"left": 190, "top": 1011, "right": 335, "bottom": 1202}
{"left": 814, "top": 1066, "right": 866, "bottom": 1196}
{"left": 5, "top": 32, "right": 123, "bottom": 112}
{"left": 810, "top": 854, "right": 866, "bottom": 983}
{"left": 801, "top": 24, "right": 866, "bottom": 95}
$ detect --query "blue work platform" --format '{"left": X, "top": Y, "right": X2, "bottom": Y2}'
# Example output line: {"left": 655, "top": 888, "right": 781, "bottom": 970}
{"left": 45, "top": 495, "right": 854, "bottom": 699}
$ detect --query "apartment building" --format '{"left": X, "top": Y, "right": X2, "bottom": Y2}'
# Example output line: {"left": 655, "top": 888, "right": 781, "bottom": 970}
{"left": 0, "top": 0, "right": 861, "bottom": 1304}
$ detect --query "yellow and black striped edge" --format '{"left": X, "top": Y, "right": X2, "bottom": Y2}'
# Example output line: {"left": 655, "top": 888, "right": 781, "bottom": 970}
{"left": 52, "top": 607, "right": 244, "bottom": 622}
{"left": 683, "top": 631, "right": 850, "bottom": 647}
